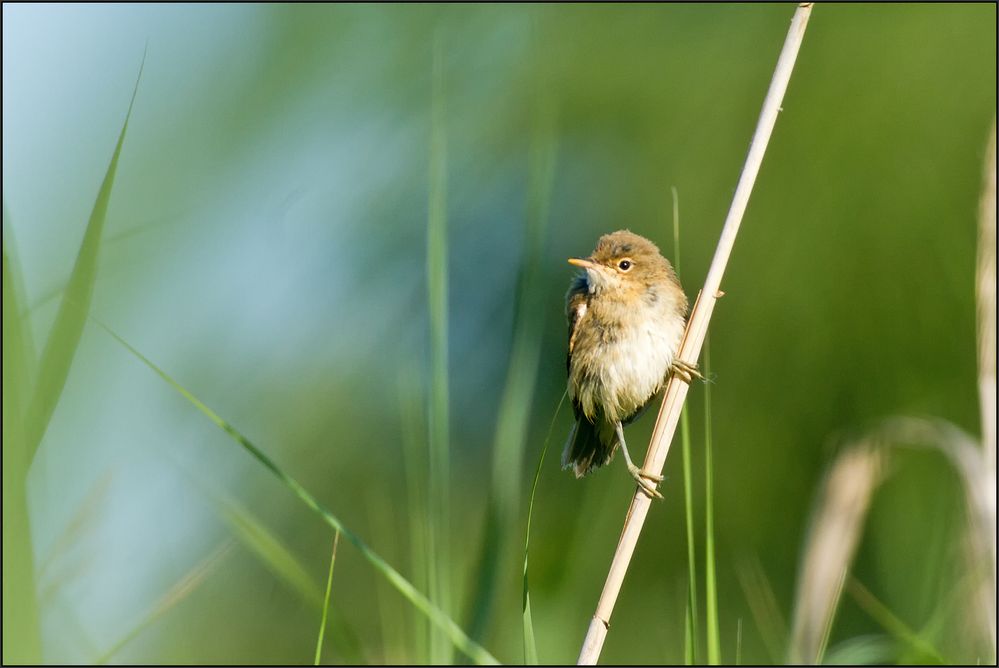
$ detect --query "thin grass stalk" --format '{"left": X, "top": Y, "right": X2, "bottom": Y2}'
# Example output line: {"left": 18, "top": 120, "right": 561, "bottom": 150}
{"left": 672, "top": 186, "right": 699, "bottom": 666}
{"left": 576, "top": 5, "right": 814, "bottom": 663}
{"left": 681, "top": 407, "right": 697, "bottom": 663}
{"left": 521, "top": 392, "right": 567, "bottom": 665}
{"left": 399, "top": 367, "right": 431, "bottom": 662}
{"left": 426, "top": 29, "right": 453, "bottom": 665}
{"left": 314, "top": 531, "right": 342, "bottom": 665}
{"left": 703, "top": 340, "right": 720, "bottom": 664}
{"left": 366, "top": 488, "right": 410, "bottom": 663}
{"left": 735, "top": 618, "right": 743, "bottom": 665}
{"left": 465, "top": 80, "right": 558, "bottom": 651}
{"left": 734, "top": 555, "right": 787, "bottom": 662}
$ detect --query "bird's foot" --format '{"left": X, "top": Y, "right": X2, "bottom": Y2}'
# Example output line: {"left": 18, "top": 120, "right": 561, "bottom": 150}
{"left": 671, "top": 359, "right": 704, "bottom": 384}
{"left": 628, "top": 463, "right": 664, "bottom": 499}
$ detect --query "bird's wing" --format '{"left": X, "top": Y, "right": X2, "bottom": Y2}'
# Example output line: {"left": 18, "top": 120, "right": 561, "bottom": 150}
{"left": 565, "top": 274, "right": 589, "bottom": 368}
{"left": 565, "top": 274, "right": 589, "bottom": 420}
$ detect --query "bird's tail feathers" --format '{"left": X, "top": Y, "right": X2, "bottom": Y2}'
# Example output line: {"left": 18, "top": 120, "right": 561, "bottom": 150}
{"left": 561, "top": 417, "right": 618, "bottom": 478}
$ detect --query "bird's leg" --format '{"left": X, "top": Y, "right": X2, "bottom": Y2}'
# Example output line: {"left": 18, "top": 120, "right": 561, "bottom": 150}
{"left": 671, "top": 358, "right": 704, "bottom": 384}
{"left": 615, "top": 421, "right": 664, "bottom": 499}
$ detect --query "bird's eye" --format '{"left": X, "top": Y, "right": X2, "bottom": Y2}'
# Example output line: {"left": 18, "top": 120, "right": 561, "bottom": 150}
{"left": 618, "top": 259, "right": 633, "bottom": 271}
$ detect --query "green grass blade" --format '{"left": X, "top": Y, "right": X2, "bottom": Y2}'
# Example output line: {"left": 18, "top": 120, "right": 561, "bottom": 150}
{"left": 466, "top": 77, "right": 558, "bottom": 649}
{"left": 822, "top": 635, "right": 897, "bottom": 665}
{"left": 93, "top": 318, "right": 499, "bottom": 665}
{"left": 426, "top": 29, "right": 453, "bottom": 665}
{"left": 735, "top": 618, "right": 743, "bottom": 666}
{"left": 845, "top": 576, "right": 946, "bottom": 663}
{"left": 315, "top": 531, "right": 342, "bottom": 665}
{"left": 684, "top": 598, "right": 694, "bottom": 666}
{"left": 398, "top": 367, "right": 431, "bottom": 662}
{"left": 491, "top": 83, "right": 558, "bottom": 526}
{"left": 735, "top": 554, "right": 787, "bottom": 663}
{"left": 672, "top": 186, "right": 699, "bottom": 666}
{"left": 217, "top": 496, "right": 321, "bottom": 608}
{"left": 96, "top": 540, "right": 234, "bottom": 664}
{"left": 704, "top": 339, "right": 721, "bottom": 664}
{"left": 366, "top": 487, "right": 411, "bottom": 663}
{"left": 23, "top": 56, "right": 143, "bottom": 463}
{"left": 1, "top": 214, "right": 42, "bottom": 663}
{"left": 522, "top": 391, "right": 567, "bottom": 665}
{"left": 681, "top": 406, "right": 698, "bottom": 665}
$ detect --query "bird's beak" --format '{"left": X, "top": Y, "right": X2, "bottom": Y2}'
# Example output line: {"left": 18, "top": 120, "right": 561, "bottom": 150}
{"left": 568, "top": 257, "right": 597, "bottom": 270}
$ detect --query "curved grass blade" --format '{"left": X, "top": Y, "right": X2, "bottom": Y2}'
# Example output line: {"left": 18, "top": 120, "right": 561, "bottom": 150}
{"left": 218, "top": 497, "right": 321, "bottom": 608}
{"left": 23, "top": 54, "right": 144, "bottom": 463}
{"left": 315, "top": 531, "right": 342, "bottom": 665}
{"left": 93, "top": 317, "right": 499, "bottom": 665}
{"left": 2, "top": 215, "right": 42, "bottom": 663}
{"left": 522, "top": 391, "right": 567, "bottom": 665}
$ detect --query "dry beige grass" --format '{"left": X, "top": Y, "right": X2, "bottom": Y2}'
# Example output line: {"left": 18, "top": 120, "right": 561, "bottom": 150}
{"left": 788, "top": 443, "right": 883, "bottom": 664}
{"left": 788, "top": 125, "right": 997, "bottom": 664}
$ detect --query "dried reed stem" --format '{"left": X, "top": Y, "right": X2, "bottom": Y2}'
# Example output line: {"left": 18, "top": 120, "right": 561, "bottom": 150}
{"left": 576, "top": 4, "right": 814, "bottom": 663}
{"left": 975, "top": 120, "right": 996, "bottom": 658}
{"left": 977, "top": 122, "right": 996, "bottom": 473}
{"left": 787, "top": 444, "right": 883, "bottom": 664}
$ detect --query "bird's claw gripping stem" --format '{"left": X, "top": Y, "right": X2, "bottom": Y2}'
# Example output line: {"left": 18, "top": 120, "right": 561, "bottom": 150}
{"left": 627, "top": 464, "right": 664, "bottom": 499}
{"left": 671, "top": 359, "right": 704, "bottom": 384}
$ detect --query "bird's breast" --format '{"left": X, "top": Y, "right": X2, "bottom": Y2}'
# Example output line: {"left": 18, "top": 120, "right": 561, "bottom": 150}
{"left": 569, "top": 299, "right": 686, "bottom": 424}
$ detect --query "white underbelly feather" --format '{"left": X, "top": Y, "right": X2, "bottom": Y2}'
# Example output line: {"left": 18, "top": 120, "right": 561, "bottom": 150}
{"left": 572, "top": 307, "right": 686, "bottom": 424}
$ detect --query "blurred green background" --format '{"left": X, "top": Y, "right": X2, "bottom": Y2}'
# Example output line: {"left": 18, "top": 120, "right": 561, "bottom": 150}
{"left": 2, "top": 3, "right": 995, "bottom": 665}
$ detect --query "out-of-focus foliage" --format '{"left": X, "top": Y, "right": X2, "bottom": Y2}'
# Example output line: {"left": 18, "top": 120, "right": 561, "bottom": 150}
{"left": 2, "top": 4, "right": 994, "bottom": 664}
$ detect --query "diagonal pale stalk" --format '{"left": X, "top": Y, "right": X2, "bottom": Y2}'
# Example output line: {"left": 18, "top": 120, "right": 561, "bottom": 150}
{"left": 974, "top": 120, "right": 996, "bottom": 661}
{"left": 978, "top": 122, "right": 996, "bottom": 473}
{"left": 576, "top": 5, "right": 814, "bottom": 663}
{"left": 96, "top": 541, "right": 234, "bottom": 664}
{"left": 93, "top": 318, "right": 499, "bottom": 665}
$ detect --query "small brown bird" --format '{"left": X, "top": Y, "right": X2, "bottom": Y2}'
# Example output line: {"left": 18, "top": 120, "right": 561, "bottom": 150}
{"left": 562, "top": 230, "right": 698, "bottom": 498}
